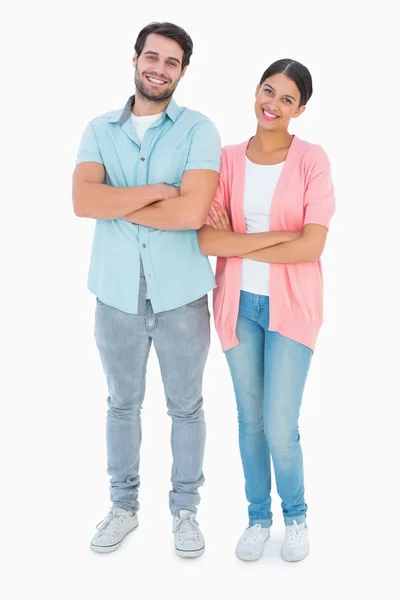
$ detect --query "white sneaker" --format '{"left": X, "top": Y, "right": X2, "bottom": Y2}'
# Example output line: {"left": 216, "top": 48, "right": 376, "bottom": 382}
{"left": 173, "top": 510, "right": 205, "bottom": 558}
{"left": 281, "top": 520, "right": 309, "bottom": 562}
{"left": 235, "top": 524, "right": 270, "bottom": 561}
{"left": 90, "top": 508, "right": 138, "bottom": 553}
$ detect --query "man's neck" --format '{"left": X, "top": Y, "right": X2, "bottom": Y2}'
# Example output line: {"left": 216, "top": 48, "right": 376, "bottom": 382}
{"left": 131, "top": 90, "right": 171, "bottom": 117}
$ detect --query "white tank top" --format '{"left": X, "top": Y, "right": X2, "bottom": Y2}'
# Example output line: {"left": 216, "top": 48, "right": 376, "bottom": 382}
{"left": 241, "top": 158, "right": 284, "bottom": 296}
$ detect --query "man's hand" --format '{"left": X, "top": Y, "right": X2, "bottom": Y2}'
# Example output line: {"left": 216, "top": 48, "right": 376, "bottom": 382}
{"left": 123, "top": 170, "right": 219, "bottom": 231}
{"left": 160, "top": 184, "right": 180, "bottom": 201}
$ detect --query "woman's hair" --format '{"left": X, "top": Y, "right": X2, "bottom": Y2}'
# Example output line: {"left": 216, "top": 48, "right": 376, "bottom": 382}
{"left": 134, "top": 22, "right": 193, "bottom": 70}
{"left": 259, "top": 59, "right": 313, "bottom": 106}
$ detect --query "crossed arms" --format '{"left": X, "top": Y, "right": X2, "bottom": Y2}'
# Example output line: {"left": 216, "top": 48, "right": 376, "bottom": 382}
{"left": 72, "top": 161, "right": 219, "bottom": 231}
{"left": 198, "top": 204, "right": 328, "bottom": 263}
{"left": 72, "top": 163, "right": 328, "bottom": 260}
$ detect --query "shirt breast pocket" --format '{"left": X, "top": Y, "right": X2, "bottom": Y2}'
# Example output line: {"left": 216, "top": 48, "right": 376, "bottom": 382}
{"left": 148, "top": 150, "right": 188, "bottom": 185}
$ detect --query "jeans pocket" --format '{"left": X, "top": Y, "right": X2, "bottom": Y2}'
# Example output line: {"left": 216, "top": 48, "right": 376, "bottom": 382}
{"left": 184, "top": 295, "right": 208, "bottom": 312}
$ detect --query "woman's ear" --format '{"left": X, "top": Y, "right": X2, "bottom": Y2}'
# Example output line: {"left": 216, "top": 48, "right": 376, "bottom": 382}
{"left": 255, "top": 83, "right": 260, "bottom": 98}
{"left": 293, "top": 104, "right": 306, "bottom": 119}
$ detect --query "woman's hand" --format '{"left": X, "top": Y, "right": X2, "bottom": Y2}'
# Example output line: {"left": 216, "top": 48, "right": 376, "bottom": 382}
{"left": 208, "top": 203, "right": 233, "bottom": 232}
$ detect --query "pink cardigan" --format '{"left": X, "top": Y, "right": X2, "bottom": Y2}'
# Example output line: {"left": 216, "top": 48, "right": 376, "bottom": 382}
{"left": 210, "top": 136, "right": 335, "bottom": 352}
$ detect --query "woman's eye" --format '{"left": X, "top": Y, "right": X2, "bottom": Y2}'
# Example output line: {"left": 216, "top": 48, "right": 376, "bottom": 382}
{"left": 283, "top": 98, "right": 292, "bottom": 104}
{"left": 265, "top": 88, "right": 273, "bottom": 94}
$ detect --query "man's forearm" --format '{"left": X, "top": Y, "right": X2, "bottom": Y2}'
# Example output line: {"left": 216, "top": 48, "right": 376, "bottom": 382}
{"left": 124, "top": 195, "right": 203, "bottom": 231}
{"left": 73, "top": 182, "right": 167, "bottom": 220}
{"left": 198, "top": 226, "right": 294, "bottom": 257}
{"left": 241, "top": 236, "right": 316, "bottom": 263}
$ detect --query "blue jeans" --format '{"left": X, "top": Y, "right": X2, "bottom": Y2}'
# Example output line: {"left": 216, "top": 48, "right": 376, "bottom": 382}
{"left": 94, "top": 276, "right": 210, "bottom": 516}
{"left": 225, "top": 291, "right": 312, "bottom": 527}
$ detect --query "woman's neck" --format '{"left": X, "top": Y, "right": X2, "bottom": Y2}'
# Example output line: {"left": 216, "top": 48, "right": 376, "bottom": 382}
{"left": 251, "top": 128, "right": 293, "bottom": 153}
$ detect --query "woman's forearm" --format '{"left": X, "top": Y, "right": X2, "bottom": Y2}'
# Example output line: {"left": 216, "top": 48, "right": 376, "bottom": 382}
{"left": 241, "top": 236, "right": 317, "bottom": 263}
{"left": 198, "top": 225, "right": 295, "bottom": 257}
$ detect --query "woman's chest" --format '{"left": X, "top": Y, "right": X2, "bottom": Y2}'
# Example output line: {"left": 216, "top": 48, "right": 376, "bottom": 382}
{"left": 230, "top": 159, "right": 306, "bottom": 229}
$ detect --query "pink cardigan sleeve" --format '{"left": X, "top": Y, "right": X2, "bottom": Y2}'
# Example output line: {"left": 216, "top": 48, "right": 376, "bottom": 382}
{"left": 205, "top": 148, "right": 228, "bottom": 225}
{"left": 303, "top": 145, "right": 336, "bottom": 229}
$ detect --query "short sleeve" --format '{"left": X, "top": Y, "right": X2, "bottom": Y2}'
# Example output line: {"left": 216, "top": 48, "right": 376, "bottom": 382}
{"left": 303, "top": 146, "right": 335, "bottom": 229}
{"left": 76, "top": 122, "right": 104, "bottom": 165}
{"left": 185, "top": 119, "right": 221, "bottom": 173}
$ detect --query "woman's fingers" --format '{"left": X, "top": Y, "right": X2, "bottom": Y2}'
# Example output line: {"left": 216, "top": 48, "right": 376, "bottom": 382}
{"left": 223, "top": 207, "right": 232, "bottom": 230}
{"left": 214, "top": 204, "right": 230, "bottom": 230}
{"left": 208, "top": 209, "right": 222, "bottom": 229}
{"left": 215, "top": 204, "right": 232, "bottom": 231}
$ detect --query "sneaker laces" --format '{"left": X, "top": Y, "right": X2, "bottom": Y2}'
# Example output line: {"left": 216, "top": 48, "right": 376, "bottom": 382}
{"left": 96, "top": 510, "right": 128, "bottom": 537}
{"left": 286, "top": 520, "right": 304, "bottom": 543}
{"left": 173, "top": 513, "right": 201, "bottom": 541}
{"left": 242, "top": 524, "right": 264, "bottom": 544}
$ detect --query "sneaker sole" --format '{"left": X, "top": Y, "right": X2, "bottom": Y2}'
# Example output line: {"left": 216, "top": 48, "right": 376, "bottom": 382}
{"left": 235, "top": 549, "right": 264, "bottom": 561}
{"left": 236, "top": 552, "right": 263, "bottom": 562}
{"left": 281, "top": 548, "right": 309, "bottom": 562}
{"left": 175, "top": 545, "right": 205, "bottom": 558}
{"left": 90, "top": 523, "right": 139, "bottom": 554}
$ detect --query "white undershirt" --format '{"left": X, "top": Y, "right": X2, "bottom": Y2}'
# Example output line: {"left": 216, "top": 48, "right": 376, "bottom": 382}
{"left": 241, "top": 158, "right": 284, "bottom": 296}
{"left": 130, "top": 111, "right": 164, "bottom": 144}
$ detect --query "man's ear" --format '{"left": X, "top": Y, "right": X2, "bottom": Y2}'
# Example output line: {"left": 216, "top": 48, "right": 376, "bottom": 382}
{"left": 133, "top": 53, "right": 138, "bottom": 68}
{"left": 179, "top": 65, "right": 187, "bottom": 80}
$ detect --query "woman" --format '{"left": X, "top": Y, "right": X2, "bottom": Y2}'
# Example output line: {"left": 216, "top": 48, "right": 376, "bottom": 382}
{"left": 198, "top": 59, "right": 335, "bottom": 562}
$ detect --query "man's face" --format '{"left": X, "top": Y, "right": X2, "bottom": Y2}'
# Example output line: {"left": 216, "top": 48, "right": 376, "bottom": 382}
{"left": 133, "top": 33, "right": 186, "bottom": 102}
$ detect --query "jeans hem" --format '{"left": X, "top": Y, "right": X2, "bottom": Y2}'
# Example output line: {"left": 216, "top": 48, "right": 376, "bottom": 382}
{"left": 249, "top": 516, "right": 272, "bottom": 528}
{"left": 112, "top": 502, "right": 138, "bottom": 513}
{"left": 284, "top": 514, "right": 306, "bottom": 526}
{"left": 171, "top": 507, "right": 198, "bottom": 517}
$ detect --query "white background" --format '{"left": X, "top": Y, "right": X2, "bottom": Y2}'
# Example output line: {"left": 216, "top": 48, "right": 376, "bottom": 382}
{"left": 2, "top": 0, "right": 399, "bottom": 598}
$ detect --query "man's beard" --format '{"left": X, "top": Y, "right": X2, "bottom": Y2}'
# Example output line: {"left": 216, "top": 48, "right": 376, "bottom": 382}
{"left": 135, "top": 71, "right": 177, "bottom": 103}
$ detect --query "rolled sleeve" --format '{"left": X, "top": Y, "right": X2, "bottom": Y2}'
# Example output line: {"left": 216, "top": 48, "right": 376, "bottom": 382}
{"left": 185, "top": 119, "right": 221, "bottom": 173}
{"left": 76, "top": 122, "right": 104, "bottom": 165}
{"left": 303, "top": 146, "right": 335, "bottom": 229}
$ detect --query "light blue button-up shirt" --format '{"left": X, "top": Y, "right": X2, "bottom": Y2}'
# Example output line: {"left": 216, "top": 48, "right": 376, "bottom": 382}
{"left": 76, "top": 96, "right": 221, "bottom": 313}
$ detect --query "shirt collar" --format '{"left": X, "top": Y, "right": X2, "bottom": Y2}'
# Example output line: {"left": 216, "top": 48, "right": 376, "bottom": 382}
{"left": 107, "top": 95, "right": 180, "bottom": 126}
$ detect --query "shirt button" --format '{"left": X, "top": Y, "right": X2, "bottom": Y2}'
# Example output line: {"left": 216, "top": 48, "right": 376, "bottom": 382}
{"left": 141, "top": 275, "right": 145, "bottom": 280}
{"left": 142, "top": 244, "right": 146, "bottom": 248}
{"left": 140, "top": 157, "right": 145, "bottom": 161}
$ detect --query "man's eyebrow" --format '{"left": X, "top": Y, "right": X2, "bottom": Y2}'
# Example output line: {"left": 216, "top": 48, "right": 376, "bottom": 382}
{"left": 143, "top": 50, "right": 181, "bottom": 65}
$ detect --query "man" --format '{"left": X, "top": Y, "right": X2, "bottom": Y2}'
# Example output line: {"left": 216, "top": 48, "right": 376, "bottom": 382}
{"left": 73, "top": 22, "right": 221, "bottom": 557}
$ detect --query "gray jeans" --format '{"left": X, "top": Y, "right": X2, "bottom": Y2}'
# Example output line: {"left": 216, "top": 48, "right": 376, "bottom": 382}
{"left": 94, "top": 282, "right": 210, "bottom": 516}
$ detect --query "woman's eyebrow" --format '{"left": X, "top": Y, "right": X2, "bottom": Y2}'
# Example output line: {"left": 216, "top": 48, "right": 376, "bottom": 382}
{"left": 264, "top": 83, "right": 296, "bottom": 101}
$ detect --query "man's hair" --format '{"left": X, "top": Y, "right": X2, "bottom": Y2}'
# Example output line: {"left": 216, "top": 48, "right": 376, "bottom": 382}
{"left": 134, "top": 22, "right": 193, "bottom": 70}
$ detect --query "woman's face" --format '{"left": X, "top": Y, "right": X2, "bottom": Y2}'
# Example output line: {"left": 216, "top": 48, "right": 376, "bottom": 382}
{"left": 254, "top": 73, "right": 306, "bottom": 132}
